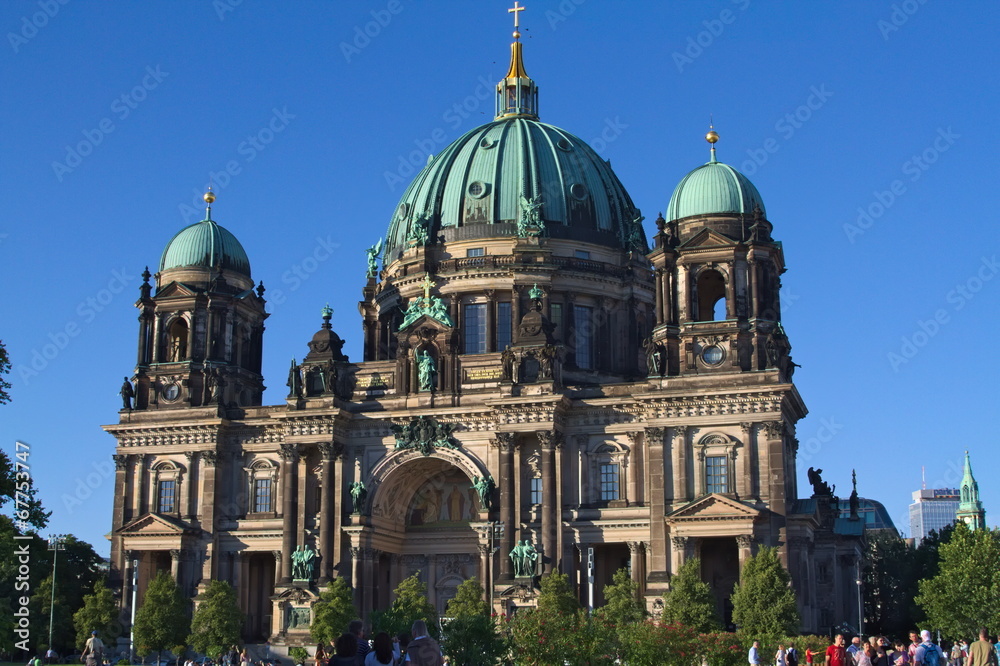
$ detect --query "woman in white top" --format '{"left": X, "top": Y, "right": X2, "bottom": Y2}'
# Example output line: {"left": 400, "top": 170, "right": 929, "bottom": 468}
{"left": 364, "top": 633, "right": 396, "bottom": 666}
{"left": 776, "top": 644, "right": 787, "bottom": 666}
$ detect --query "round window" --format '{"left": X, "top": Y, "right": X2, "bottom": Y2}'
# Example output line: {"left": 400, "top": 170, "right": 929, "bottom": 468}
{"left": 570, "top": 183, "right": 587, "bottom": 200}
{"left": 480, "top": 137, "right": 496, "bottom": 149}
{"left": 397, "top": 203, "right": 410, "bottom": 218}
{"left": 557, "top": 138, "right": 573, "bottom": 151}
{"left": 467, "top": 181, "right": 489, "bottom": 198}
{"left": 701, "top": 345, "right": 724, "bottom": 365}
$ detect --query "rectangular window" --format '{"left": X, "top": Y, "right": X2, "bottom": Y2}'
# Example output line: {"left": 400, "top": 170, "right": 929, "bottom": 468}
{"left": 254, "top": 478, "right": 273, "bottom": 513}
{"left": 466, "top": 247, "right": 485, "bottom": 257}
{"left": 530, "top": 477, "right": 542, "bottom": 505}
{"left": 706, "top": 455, "right": 729, "bottom": 494}
{"left": 496, "top": 302, "right": 512, "bottom": 351}
{"left": 574, "top": 250, "right": 591, "bottom": 259}
{"left": 600, "top": 463, "right": 619, "bottom": 501}
{"left": 157, "top": 480, "right": 175, "bottom": 513}
{"left": 550, "top": 303, "right": 562, "bottom": 339}
{"left": 573, "top": 305, "right": 593, "bottom": 369}
{"left": 463, "top": 303, "right": 487, "bottom": 354}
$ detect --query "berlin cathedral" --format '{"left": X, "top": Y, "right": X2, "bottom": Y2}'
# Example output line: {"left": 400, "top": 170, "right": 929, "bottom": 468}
{"left": 103, "top": 6, "right": 864, "bottom": 647}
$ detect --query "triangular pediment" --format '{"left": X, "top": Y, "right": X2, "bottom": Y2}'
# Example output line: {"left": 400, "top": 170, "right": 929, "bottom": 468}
{"left": 398, "top": 313, "right": 452, "bottom": 332}
{"left": 667, "top": 493, "right": 763, "bottom": 521}
{"left": 679, "top": 228, "right": 736, "bottom": 249}
{"left": 117, "top": 512, "right": 199, "bottom": 537}
{"left": 154, "top": 281, "right": 198, "bottom": 298}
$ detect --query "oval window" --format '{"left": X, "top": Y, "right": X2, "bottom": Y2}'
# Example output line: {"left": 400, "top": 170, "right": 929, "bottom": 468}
{"left": 467, "top": 181, "right": 489, "bottom": 198}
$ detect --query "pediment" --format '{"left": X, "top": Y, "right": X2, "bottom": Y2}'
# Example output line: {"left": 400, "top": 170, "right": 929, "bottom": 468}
{"left": 154, "top": 281, "right": 198, "bottom": 298}
{"left": 678, "top": 228, "right": 736, "bottom": 249}
{"left": 667, "top": 493, "right": 763, "bottom": 521}
{"left": 117, "top": 512, "right": 200, "bottom": 537}
{"left": 399, "top": 313, "right": 452, "bottom": 332}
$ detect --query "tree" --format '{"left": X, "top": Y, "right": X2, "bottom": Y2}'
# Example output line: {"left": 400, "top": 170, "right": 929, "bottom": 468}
{"left": 662, "top": 558, "right": 721, "bottom": 632}
{"left": 132, "top": 571, "right": 190, "bottom": 661}
{"left": 596, "top": 567, "right": 645, "bottom": 627}
{"left": 370, "top": 573, "right": 437, "bottom": 639}
{"left": 536, "top": 571, "right": 579, "bottom": 615}
{"left": 73, "top": 579, "right": 122, "bottom": 652}
{"left": 915, "top": 523, "right": 1000, "bottom": 639}
{"left": 445, "top": 577, "right": 489, "bottom": 618}
{"left": 862, "top": 530, "right": 911, "bottom": 637}
{"left": 30, "top": 574, "right": 73, "bottom": 652}
{"left": 189, "top": 581, "right": 243, "bottom": 659}
{"left": 731, "top": 547, "right": 799, "bottom": 639}
{"left": 0, "top": 339, "right": 12, "bottom": 404}
{"left": 310, "top": 578, "right": 356, "bottom": 645}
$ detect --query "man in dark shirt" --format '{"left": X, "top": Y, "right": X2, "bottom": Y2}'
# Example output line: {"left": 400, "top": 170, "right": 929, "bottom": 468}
{"left": 348, "top": 619, "right": 369, "bottom": 665}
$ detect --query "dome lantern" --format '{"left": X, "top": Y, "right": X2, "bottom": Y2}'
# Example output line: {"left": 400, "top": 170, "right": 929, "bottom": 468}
{"left": 495, "top": 2, "right": 538, "bottom": 120}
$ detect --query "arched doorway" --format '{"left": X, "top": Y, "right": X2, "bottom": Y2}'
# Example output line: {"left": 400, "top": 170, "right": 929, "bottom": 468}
{"left": 363, "top": 451, "right": 488, "bottom": 616}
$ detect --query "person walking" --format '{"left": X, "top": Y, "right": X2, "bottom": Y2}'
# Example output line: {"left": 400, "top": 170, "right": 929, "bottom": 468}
{"left": 910, "top": 633, "right": 923, "bottom": 664}
{"left": 848, "top": 638, "right": 864, "bottom": 664}
{"left": 750, "top": 641, "right": 763, "bottom": 666}
{"left": 82, "top": 631, "right": 104, "bottom": 666}
{"left": 827, "top": 635, "right": 850, "bottom": 666}
{"left": 403, "top": 621, "right": 442, "bottom": 666}
{"left": 952, "top": 643, "right": 964, "bottom": 666}
{"left": 966, "top": 629, "right": 996, "bottom": 666}
{"left": 914, "top": 630, "right": 943, "bottom": 666}
{"left": 806, "top": 646, "right": 816, "bottom": 666}
{"left": 776, "top": 644, "right": 788, "bottom": 666}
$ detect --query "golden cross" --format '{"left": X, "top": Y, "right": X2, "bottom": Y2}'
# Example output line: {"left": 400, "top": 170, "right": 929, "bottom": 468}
{"left": 508, "top": 1, "right": 525, "bottom": 29}
{"left": 421, "top": 274, "right": 436, "bottom": 301}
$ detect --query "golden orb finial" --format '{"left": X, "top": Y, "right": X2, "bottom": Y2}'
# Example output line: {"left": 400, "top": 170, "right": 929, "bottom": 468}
{"left": 513, "top": 30, "right": 520, "bottom": 39}
{"left": 706, "top": 129, "right": 719, "bottom": 144}
{"left": 204, "top": 189, "right": 216, "bottom": 204}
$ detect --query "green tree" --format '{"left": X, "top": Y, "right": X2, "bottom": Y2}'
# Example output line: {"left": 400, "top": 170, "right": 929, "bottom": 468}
{"left": 662, "top": 558, "right": 721, "bottom": 632}
{"left": 310, "top": 578, "right": 356, "bottom": 645}
{"left": 370, "top": 573, "right": 437, "bottom": 639}
{"left": 915, "top": 523, "right": 1000, "bottom": 639}
{"left": 536, "top": 571, "right": 579, "bottom": 615}
{"left": 0, "top": 339, "right": 12, "bottom": 404}
{"left": 862, "top": 530, "right": 911, "bottom": 637}
{"left": 132, "top": 571, "right": 190, "bottom": 661}
{"left": 73, "top": 579, "right": 122, "bottom": 652}
{"left": 596, "top": 567, "right": 645, "bottom": 627}
{"left": 731, "top": 546, "right": 799, "bottom": 639}
{"left": 445, "top": 577, "right": 489, "bottom": 618}
{"left": 189, "top": 581, "right": 243, "bottom": 659}
{"left": 442, "top": 578, "right": 505, "bottom": 665}
{"left": 30, "top": 575, "right": 73, "bottom": 653}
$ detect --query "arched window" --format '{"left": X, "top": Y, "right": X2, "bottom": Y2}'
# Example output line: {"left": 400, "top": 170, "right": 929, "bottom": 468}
{"left": 167, "top": 318, "right": 188, "bottom": 361}
{"left": 696, "top": 269, "right": 727, "bottom": 322}
{"left": 696, "top": 433, "right": 738, "bottom": 496}
{"left": 152, "top": 461, "right": 182, "bottom": 515}
{"left": 245, "top": 459, "right": 279, "bottom": 516}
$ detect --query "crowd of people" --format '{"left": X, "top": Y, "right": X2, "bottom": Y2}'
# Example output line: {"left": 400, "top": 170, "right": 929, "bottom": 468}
{"left": 749, "top": 629, "right": 1000, "bottom": 666}
{"left": 311, "top": 619, "right": 442, "bottom": 666}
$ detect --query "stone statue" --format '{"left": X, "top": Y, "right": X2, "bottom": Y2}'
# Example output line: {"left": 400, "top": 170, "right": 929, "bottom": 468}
{"left": 807, "top": 467, "right": 832, "bottom": 497}
{"left": 365, "top": 238, "right": 383, "bottom": 278}
{"left": 849, "top": 469, "right": 860, "bottom": 520}
{"left": 169, "top": 336, "right": 183, "bottom": 362}
{"left": 538, "top": 345, "right": 556, "bottom": 380}
{"left": 407, "top": 214, "right": 431, "bottom": 246}
{"left": 119, "top": 377, "right": 134, "bottom": 410}
{"left": 509, "top": 539, "right": 538, "bottom": 577}
{"left": 205, "top": 369, "right": 221, "bottom": 404}
{"left": 417, "top": 350, "right": 436, "bottom": 391}
{"left": 350, "top": 480, "right": 367, "bottom": 513}
{"left": 500, "top": 346, "right": 517, "bottom": 382}
{"left": 643, "top": 337, "right": 664, "bottom": 376}
{"left": 472, "top": 475, "right": 495, "bottom": 511}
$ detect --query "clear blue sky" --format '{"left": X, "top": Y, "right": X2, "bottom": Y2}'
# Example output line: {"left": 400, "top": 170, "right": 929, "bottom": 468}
{"left": 2, "top": 1, "right": 997, "bottom": 556}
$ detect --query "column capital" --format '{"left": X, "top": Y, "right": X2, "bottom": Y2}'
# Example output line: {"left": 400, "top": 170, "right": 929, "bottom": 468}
{"left": 644, "top": 427, "right": 665, "bottom": 444}
{"left": 626, "top": 541, "right": 642, "bottom": 553}
{"left": 761, "top": 420, "right": 785, "bottom": 440}
{"left": 279, "top": 442, "right": 300, "bottom": 462}
{"left": 317, "top": 441, "right": 345, "bottom": 461}
{"left": 490, "top": 432, "right": 518, "bottom": 452}
{"left": 183, "top": 450, "right": 200, "bottom": 462}
{"left": 536, "top": 430, "right": 563, "bottom": 449}
{"left": 201, "top": 450, "right": 219, "bottom": 466}
{"left": 671, "top": 535, "right": 688, "bottom": 549}
{"left": 672, "top": 425, "right": 689, "bottom": 440}
{"left": 736, "top": 534, "right": 754, "bottom": 549}
{"left": 739, "top": 422, "right": 754, "bottom": 436}
{"left": 113, "top": 454, "right": 128, "bottom": 470}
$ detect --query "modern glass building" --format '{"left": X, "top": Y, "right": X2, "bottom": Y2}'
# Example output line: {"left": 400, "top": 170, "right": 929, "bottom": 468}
{"left": 909, "top": 489, "right": 959, "bottom": 543}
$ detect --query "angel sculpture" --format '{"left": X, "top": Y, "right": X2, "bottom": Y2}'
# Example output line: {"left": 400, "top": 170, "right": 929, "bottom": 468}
{"left": 365, "top": 238, "right": 383, "bottom": 278}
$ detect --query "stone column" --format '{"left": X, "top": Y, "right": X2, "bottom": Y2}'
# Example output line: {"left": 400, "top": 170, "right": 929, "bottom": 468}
{"left": 664, "top": 263, "right": 676, "bottom": 326}
{"left": 110, "top": 455, "right": 128, "bottom": 589}
{"left": 644, "top": 428, "right": 668, "bottom": 578}
{"left": 671, "top": 426, "right": 689, "bottom": 507}
{"left": 677, "top": 264, "right": 690, "bottom": 322}
{"left": 736, "top": 534, "right": 755, "bottom": 573}
{"left": 350, "top": 547, "right": 362, "bottom": 607}
{"left": 133, "top": 453, "right": 146, "bottom": 516}
{"left": 627, "top": 541, "right": 642, "bottom": 585}
{"left": 362, "top": 548, "right": 377, "bottom": 619}
{"left": 317, "top": 441, "right": 343, "bottom": 584}
{"left": 182, "top": 451, "right": 197, "bottom": 519}
{"left": 200, "top": 451, "right": 219, "bottom": 581}
{"left": 626, "top": 432, "right": 641, "bottom": 506}
{"left": 671, "top": 535, "right": 688, "bottom": 573}
{"left": 485, "top": 290, "right": 496, "bottom": 352}
{"left": 170, "top": 549, "right": 181, "bottom": 581}
{"left": 748, "top": 259, "right": 759, "bottom": 320}
{"left": 654, "top": 269, "right": 665, "bottom": 326}
{"left": 478, "top": 543, "right": 490, "bottom": 588}
{"left": 492, "top": 433, "right": 517, "bottom": 579}
{"left": 538, "top": 430, "right": 559, "bottom": 574}
{"left": 761, "top": 421, "right": 784, "bottom": 510}
{"left": 279, "top": 443, "right": 300, "bottom": 584}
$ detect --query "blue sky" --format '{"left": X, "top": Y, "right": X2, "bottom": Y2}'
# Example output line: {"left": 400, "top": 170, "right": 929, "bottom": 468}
{"left": 1, "top": 1, "right": 997, "bottom": 556}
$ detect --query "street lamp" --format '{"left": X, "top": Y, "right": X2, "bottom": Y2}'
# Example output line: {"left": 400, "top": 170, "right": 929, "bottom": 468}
{"left": 47, "top": 534, "right": 67, "bottom": 651}
{"left": 855, "top": 561, "right": 864, "bottom": 638}
{"left": 476, "top": 521, "right": 504, "bottom": 612}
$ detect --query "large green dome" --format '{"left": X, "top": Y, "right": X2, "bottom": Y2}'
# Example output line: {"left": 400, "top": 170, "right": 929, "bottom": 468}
{"left": 666, "top": 158, "right": 765, "bottom": 222}
{"left": 159, "top": 218, "right": 251, "bottom": 277}
{"left": 384, "top": 117, "right": 644, "bottom": 260}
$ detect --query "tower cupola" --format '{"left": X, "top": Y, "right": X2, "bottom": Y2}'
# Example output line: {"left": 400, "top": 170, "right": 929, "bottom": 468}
{"left": 495, "top": 2, "right": 538, "bottom": 120}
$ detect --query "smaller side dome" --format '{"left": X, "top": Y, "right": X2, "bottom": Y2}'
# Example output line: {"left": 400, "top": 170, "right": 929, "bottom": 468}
{"left": 159, "top": 218, "right": 251, "bottom": 278}
{"left": 666, "top": 160, "right": 766, "bottom": 222}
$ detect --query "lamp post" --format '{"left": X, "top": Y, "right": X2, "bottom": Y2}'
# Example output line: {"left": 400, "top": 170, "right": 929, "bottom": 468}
{"left": 47, "top": 534, "right": 67, "bottom": 651}
{"left": 129, "top": 557, "right": 138, "bottom": 661}
{"left": 855, "top": 560, "right": 864, "bottom": 638}
{"left": 477, "top": 521, "right": 504, "bottom": 612}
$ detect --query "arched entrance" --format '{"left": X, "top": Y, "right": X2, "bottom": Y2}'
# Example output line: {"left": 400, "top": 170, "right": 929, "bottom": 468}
{"left": 357, "top": 449, "right": 489, "bottom": 617}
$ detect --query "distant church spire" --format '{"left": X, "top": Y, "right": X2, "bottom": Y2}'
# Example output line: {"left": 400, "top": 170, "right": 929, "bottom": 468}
{"left": 496, "top": 2, "right": 539, "bottom": 120}
{"left": 956, "top": 450, "right": 986, "bottom": 530}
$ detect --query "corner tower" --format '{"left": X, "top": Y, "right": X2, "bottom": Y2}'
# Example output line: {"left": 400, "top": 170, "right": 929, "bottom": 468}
{"left": 956, "top": 451, "right": 986, "bottom": 529}
{"left": 130, "top": 190, "right": 267, "bottom": 412}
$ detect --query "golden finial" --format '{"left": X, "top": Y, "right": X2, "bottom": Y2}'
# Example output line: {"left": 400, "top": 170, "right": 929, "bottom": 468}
{"left": 203, "top": 188, "right": 216, "bottom": 204}
{"left": 509, "top": 1, "right": 525, "bottom": 36}
{"left": 706, "top": 120, "right": 718, "bottom": 162}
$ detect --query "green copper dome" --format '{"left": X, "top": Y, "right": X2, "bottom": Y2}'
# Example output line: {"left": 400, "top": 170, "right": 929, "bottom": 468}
{"left": 666, "top": 156, "right": 766, "bottom": 222}
{"left": 159, "top": 217, "right": 251, "bottom": 277}
{"left": 384, "top": 117, "right": 645, "bottom": 260}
